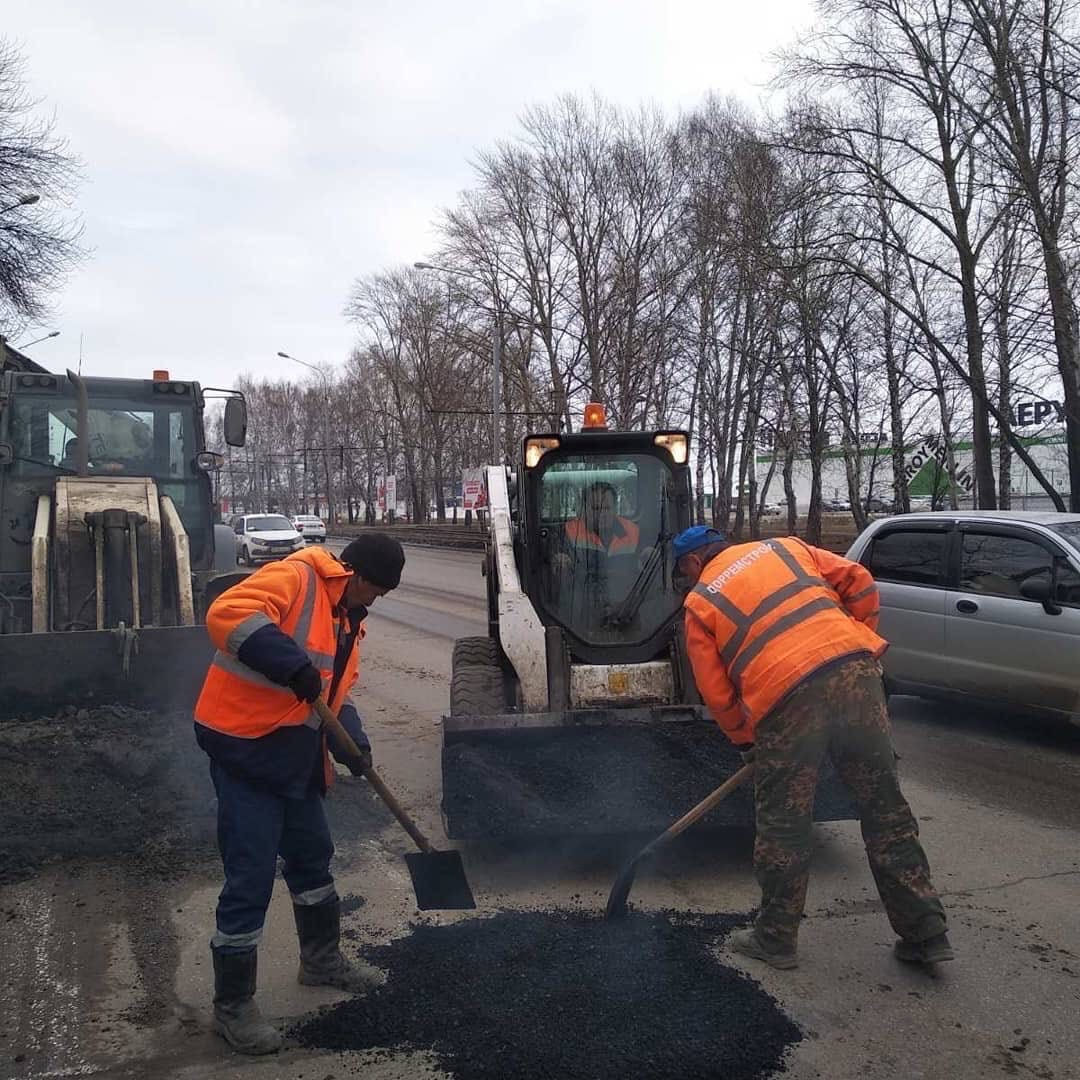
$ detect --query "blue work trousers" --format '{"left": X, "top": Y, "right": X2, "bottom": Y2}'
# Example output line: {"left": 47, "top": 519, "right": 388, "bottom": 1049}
{"left": 210, "top": 760, "right": 336, "bottom": 953}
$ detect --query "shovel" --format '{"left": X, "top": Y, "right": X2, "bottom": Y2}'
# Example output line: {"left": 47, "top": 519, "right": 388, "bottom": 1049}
{"left": 313, "top": 697, "right": 475, "bottom": 911}
{"left": 605, "top": 763, "right": 754, "bottom": 920}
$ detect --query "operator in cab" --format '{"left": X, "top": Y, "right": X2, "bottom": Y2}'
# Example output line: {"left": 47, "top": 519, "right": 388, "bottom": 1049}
{"left": 193, "top": 533, "right": 405, "bottom": 1056}
{"left": 550, "top": 481, "right": 656, "bottom": 633}
{"left": 674, "top": 525, "right": 951, "bottom": 973}
{"left": 562, "top": 481, "right": 641, "bottom": 561}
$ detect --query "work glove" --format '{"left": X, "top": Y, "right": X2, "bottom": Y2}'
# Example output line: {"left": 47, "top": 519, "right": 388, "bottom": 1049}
{"left": 287, "top": 663, "right": 323, "bottom": 704}
{"left": 341, "top": 747, "right": 373, "bottom": 776}
{"left": 736, "top": 744, "right": 756, "bottom": 765}
{"left": 331, "top": 703, "right": 373, "bottom": 775}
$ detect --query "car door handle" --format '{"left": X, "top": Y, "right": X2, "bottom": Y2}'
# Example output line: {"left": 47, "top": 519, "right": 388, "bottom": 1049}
{"left": 956, "top": 599, "right": 979, "bottom": 614}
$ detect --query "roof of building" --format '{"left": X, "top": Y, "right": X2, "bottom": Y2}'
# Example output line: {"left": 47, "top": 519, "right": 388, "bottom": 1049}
{"left": 0, "top": 340, "right": 49, "bottom": 374}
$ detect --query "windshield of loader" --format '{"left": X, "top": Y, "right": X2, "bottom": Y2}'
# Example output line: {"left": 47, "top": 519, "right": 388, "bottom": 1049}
{"left": 7, "top": 393, "right": 209, "bottom": 556}
{"left": 535, "top": 452, "right": 680, "bottom": 646}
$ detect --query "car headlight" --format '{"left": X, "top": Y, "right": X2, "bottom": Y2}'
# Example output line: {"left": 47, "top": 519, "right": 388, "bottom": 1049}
{"left": 250, "top": 537, "right": 268, "bottom": 547}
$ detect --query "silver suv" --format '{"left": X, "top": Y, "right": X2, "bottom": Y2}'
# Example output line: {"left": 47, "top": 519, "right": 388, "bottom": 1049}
{"left": 846, "top": 511, "right": 1080, "bottom": 722}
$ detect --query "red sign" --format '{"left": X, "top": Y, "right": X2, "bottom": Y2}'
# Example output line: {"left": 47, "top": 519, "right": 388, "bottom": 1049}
{"left": 462, "top": 469, "right": 486, "bottom": 511}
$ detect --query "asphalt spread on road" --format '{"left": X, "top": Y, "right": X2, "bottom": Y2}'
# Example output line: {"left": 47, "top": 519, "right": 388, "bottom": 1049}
{"left": 0, "top": 705, "right": 395, "bottom": 884}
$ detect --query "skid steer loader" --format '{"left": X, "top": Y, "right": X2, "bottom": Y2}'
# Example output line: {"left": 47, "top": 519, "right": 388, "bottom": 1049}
{"left": 443, "top": 405, "right": 855, "bottom": 838}
{"left": 0, "top": 366, "right": 247, "bottom": 712}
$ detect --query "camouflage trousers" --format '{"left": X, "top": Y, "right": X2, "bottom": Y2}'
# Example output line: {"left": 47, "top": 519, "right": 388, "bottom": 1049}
{"left": 752, "top": 655, "right": 946, "bottom": 952}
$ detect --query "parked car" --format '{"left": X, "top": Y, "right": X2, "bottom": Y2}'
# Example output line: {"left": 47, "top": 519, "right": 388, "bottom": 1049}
{"left": 232, "top": 514, "right": 305, "bottom": 565}
{"left": 822, "top": 497, "right": 852, "bottom": 512}
{"left": 291, "top": 514, "right": 327, "bottom": 542}
{"left": 759, "top": 503, "right": 784, "bottom": 517}
{"left": 863, "top": 496, "right": 893, "bottom": 514}
{"left": 846, "top": 511, "right": 1080, "bottom": 722}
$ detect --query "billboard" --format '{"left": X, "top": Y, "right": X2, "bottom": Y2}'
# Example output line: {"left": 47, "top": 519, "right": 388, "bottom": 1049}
{"left": 378, "top": 475, "right": 397, "bottom": 517}
{"left": 462, "top": 468, "right": 487, "bottom": 511}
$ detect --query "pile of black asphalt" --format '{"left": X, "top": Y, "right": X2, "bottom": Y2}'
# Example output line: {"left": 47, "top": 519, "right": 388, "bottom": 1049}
{"left": 293, "top": 907, "right": 802, "bottom": 1079}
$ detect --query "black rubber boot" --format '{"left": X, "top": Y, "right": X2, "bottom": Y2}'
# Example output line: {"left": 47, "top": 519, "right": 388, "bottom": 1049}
{"left": 293, "top": 899, "right": 384, "bottom": 992}
{"left": 211, "top": 947, "right": 282, "bottom": 1055}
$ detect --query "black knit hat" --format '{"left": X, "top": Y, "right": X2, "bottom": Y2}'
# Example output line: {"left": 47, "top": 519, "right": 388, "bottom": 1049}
{"left": 340, "top": 533, "right": 405, "bottom": 590}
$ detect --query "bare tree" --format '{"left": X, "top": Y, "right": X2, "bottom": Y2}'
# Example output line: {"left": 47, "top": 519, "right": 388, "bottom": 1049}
{"left": 0, "top": 40, "right": 82, "bottom": 333}
{"left": 962, "top": 0, "right": 1080, "bottom": 508}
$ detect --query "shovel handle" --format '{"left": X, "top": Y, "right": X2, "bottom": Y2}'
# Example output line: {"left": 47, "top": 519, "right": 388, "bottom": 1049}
{"left": 638, "top": 762, "right": 755, "bottom": 862}
{"left": 312, "top": 697, "right": 436, "bottom": 855}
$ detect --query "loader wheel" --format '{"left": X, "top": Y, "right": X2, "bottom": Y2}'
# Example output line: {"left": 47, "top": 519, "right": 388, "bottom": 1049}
{"left": 450, "top": 664, "right": 504, "bottom": 716}
{"left": 452, "top": 636, "right": 499, "bottom": 670}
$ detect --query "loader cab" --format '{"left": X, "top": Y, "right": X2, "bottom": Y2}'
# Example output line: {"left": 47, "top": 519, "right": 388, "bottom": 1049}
{"left": 519, "top": 425, "right": 692, "bottom": 664}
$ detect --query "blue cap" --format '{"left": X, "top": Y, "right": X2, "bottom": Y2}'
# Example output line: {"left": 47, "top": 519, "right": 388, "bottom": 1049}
{"left": 673, "top": 525, "right": 726, "bottom": 560}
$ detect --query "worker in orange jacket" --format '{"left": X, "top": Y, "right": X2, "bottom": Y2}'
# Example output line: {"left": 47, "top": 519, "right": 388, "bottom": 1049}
{"left": 194, "top": 533, "right": 404, "bottom": 1055}
{"left": 674, "top": 525, "right": 950, "bottom": 971}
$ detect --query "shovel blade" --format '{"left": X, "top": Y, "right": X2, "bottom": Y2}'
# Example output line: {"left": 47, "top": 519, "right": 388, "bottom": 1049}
{"left": 404, "top": 850, "right": 476, "bottom": 911}
{"left": 604, "top": 860, "right": 638, "bottom": 921}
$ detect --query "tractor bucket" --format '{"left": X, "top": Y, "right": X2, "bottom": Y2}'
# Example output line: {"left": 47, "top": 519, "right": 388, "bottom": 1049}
{"left": 441, "top": 706, "right": 856, "bottom": 840}
{"left": 0, "top": 625, "right": 214, "bottom": 714}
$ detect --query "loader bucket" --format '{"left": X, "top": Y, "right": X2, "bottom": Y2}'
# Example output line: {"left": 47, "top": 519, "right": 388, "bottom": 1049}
{"left": 441, "top": 707, "right": 857, "bottom": 840}
{"left": 0, "top": 625, "right": 214, "bottom": 714}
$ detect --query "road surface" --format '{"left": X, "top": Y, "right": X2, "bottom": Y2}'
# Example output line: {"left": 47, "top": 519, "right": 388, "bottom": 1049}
{"left": 1, "top": 543, "right": 1078, "bottom": 1079}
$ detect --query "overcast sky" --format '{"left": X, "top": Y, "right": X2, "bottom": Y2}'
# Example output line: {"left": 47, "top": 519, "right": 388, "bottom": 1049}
{"left": 7, "top": 0, "right": 812, "bottom": 387}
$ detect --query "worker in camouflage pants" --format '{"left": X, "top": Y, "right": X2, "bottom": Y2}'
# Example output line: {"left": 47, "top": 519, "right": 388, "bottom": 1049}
{"left": 674, "top": 526, "right": 951, "bottom": 970}
{"left": 753, "top": 655, "right": 947, "bottom": 961}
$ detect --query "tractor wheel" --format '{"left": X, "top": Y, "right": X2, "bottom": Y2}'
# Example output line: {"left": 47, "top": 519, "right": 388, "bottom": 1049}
{"left": 452, "top": 636, "right": 499, "bottom": 670}
{"left": 449, "top": 664, "right": 504, "bottom": 716}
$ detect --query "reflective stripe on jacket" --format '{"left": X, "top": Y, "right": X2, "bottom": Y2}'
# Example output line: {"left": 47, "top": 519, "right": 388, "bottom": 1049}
{"left": 194, "top": 546, "right": 363, "bottom": 795}
{"left": 564, "top": 516, "right": 640, "bottom": 554}
{"left": 682, "top": 537, "right": 885, "bottom": 743}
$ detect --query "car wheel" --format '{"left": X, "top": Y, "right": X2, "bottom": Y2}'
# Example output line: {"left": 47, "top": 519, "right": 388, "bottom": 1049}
{"left": 236, "top": 546, "right": 246, "bottom": 567}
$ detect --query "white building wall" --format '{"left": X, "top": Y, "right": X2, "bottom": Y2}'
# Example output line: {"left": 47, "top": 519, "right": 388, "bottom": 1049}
{"left": 753, "top": 433, "right": 1071, "bottom": 511}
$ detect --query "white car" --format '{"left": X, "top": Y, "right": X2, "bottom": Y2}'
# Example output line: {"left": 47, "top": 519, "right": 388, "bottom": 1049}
{"left": 232, "top": 514, "right": 306, "bottom": 565}
{"left": 291, "top": 514, "right": 327, "bottom": 542}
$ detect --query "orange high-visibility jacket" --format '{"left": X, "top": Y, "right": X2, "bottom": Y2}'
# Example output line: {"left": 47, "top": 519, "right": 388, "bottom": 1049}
{"left": 195, "top": 546, "right": 363, "bottom": 786}
{"left": 564, "top": 516, "right": 641, "bottom": 554}
{"left": 683, "top": 537, "right": 885, "bottom": 743}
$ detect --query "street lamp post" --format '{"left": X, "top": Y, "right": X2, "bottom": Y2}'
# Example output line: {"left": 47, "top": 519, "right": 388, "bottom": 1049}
{"left": 414, "top": 261, "right": 503, "bottom": 465}
{"left": 16, "top": 330, "right": 60, "bottom": 349}
{"left": 278, "top": 350, "right": 334, "bottom": 523}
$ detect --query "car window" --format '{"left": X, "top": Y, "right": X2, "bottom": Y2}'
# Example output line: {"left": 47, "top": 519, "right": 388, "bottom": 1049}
{"left": 1056, "top": 560, "right": 1080, "bottom": 606}
{"left": 1048, "top": 521, "right": 1080, "bottom": 554}
{"left": 246, "top": 515, "right": 293, "bottom": 531}
{"left": 867, "top": 529, "right": 948, "bottom": 586}
{"left": 960, "top": 533, "right": 1051, "bottom": 599}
